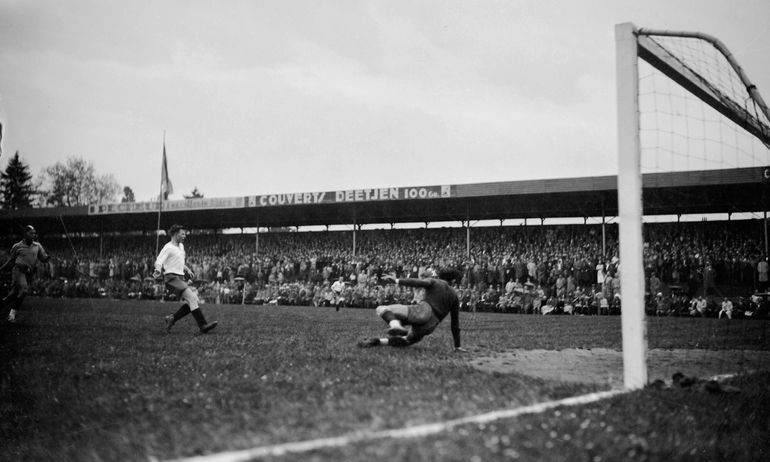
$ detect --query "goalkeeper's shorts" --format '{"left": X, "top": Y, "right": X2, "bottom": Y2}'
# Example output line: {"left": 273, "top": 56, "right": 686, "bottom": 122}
{"left": 407, "top": 301, "right": 440, "bottom": 337}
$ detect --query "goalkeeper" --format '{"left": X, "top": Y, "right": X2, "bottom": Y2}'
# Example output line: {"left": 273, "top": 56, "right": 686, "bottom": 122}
{"left": 358, "top": 269, "right": 465, "bottom": 351}
{"left": 154, "top": 224, "right": 217, "bottom": 334}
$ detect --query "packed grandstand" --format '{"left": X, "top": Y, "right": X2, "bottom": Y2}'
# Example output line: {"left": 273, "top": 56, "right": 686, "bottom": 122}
{"left": 1, "top": 220, "right": 768, "bottom": 319}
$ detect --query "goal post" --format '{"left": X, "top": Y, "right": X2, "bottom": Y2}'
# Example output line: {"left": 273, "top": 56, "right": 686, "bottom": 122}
{"left": 616, "top": 22, "right": 647, "bottom": 390}
{"left": 614, "top": 22, "right": 770, "bottom": 390}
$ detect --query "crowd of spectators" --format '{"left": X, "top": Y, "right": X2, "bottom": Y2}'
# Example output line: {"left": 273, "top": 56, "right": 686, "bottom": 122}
{"left": 2, "top": 220, "right": 769, "bottom": 319}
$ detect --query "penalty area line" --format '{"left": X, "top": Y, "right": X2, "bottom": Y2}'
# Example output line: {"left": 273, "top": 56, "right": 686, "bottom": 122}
{"left": 161, "top": 388, "right": 629, "bottom": 462}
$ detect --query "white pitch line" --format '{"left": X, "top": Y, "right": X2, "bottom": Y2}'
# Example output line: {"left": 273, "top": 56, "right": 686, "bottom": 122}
{"left": 162, "top": 388, "right": 629, "bottom": 462}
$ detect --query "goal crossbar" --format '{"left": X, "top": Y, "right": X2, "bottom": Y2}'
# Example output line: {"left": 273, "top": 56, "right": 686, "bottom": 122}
{"left": 636, "top": 30, "right": 770, "bottom": 145}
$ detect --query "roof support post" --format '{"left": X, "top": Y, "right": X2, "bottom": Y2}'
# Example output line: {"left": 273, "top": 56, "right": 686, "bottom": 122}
{"left": 465, "top": 204, "right": 471, "bottom": 259}
{"left": 254, "top": 219, "right": 259, "bottom": 259}
{"left": 762, "top": 210, "right": 767, "bottom": 258}
{"left": 602, "top": 212, "right": 607, "bottom": 259}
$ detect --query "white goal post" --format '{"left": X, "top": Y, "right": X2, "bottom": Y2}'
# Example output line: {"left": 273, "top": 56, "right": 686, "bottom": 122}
{"left": 614, "top": 22, "right": 770, "bottom": 390}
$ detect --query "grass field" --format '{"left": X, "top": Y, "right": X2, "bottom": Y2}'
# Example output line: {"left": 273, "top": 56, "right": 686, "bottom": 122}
{"left": 2, "top": 298, "right": 770, "bottom": 461}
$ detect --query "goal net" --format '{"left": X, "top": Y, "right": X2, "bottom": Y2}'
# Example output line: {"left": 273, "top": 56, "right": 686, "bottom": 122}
{"left": 615, "top": 23, "right": 770, "bottom": 389}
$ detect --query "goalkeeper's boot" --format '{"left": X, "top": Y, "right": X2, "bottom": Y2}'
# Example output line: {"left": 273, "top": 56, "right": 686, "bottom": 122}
{"left": 357, "top": 338, "right": 381, "bottom": 348}
{"left": 386, "top": 336, "right": 410, "bottom": 347}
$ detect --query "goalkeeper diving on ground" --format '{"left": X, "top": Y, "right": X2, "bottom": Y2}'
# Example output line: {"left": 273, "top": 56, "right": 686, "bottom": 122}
{"left": 358, "top": 268, "right": 467, "bottom": 351}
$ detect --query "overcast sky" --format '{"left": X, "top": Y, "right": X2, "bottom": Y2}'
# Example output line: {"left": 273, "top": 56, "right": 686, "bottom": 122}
{"left": 1, "top": 0, "right": 768, "bottom": 203}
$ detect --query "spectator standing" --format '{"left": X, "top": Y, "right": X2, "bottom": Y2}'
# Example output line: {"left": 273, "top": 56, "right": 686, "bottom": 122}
{"left": 758, "top": 257, "right": 769, "bottom": 291}
{"left": 703, "top": 262, "right": 716, "bottom": 295}
{"left": 596, "top": 261, "right": 606, "bottom": 292}
{"left": 648, "top": 274, "right": 662, "bottom": 304}
{"left": 555, "top": 272, "right": 567, "bottom": 298}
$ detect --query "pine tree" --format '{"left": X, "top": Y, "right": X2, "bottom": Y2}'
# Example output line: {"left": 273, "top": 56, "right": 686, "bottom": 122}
{"left": 0, "top": 151, "right": 35, "bottom": 209}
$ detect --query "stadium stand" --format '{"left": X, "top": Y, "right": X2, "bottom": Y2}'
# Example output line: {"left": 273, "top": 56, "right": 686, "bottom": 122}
{"left": 1, "top": 220, "right": 768, "bottom": 319}
{"left": 2, "top": 171, "right": 769, "bottom": 318}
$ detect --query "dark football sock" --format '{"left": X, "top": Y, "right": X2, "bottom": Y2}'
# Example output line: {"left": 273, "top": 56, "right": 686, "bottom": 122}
{"left": 11, "top": 295, "right": 25, "bottom": 310}
{"left": 173, "top": 304, "right": 191, "bottom": 322}
{"left": 387, "top": 336, "right": 410, "bottom": 347}
{"left": 191, "top": 308, "right": 207, "bottom": 328}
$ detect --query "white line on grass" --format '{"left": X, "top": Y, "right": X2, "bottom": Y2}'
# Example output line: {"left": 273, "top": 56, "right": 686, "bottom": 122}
{"left": 161, "top": 389, "right": 629, "bottom": 462}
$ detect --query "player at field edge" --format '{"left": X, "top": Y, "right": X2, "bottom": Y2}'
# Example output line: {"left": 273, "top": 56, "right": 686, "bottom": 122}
{"left": 154, "top": 224, "right": 218, "bottom": 334}
{"left": 358, "top": 268, "right": 467, "bottom": 351}
{"left": 331, "top": 276, "right": 346, "bottom": 311}
{"left": 0, "top": 225, "right": 51, "bottom": 324}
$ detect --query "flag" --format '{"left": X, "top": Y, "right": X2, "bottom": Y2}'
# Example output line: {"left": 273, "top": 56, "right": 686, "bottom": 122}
{"left": 161, "top": 143, "right": 173, "bottom": 200}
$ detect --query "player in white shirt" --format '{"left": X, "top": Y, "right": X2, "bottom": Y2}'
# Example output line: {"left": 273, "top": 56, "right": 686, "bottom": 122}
{"left": 331, "top": 276, "right": 346, "bottom": 311}
{"left": 154, "top": 225, "right": 217, "bottom": 334}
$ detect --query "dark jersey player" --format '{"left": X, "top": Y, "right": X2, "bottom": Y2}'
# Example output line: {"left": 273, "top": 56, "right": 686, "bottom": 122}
{"left": 359, "top": 269, "right": 466, "bottom": 350}
{"left": 1, "top": 225, "right": 51, "bottom": 323}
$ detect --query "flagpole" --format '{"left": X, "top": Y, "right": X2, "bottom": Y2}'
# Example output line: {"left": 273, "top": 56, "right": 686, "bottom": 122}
{"left": 155, "top": 131, "right": 166, "bottom": 255}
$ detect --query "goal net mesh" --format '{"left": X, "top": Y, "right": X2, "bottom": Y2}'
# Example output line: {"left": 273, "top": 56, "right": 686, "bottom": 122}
{"left": 628, "top": 27, "right": 770, "bottom": 387}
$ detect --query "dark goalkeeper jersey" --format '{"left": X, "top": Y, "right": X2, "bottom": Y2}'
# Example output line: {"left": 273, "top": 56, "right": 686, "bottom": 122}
{"left": 397, "top": 277, "right": 461, "bottom": 347}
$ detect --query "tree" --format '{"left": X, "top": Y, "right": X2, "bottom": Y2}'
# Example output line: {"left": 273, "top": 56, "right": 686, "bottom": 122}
{"left": 38, "top": 156, "right": 120, "bottom": 206}
{"left": 184, "top": 187, "right": 204, "bottom": 199}
{"left": 0, "top": 151, "right": 35, "bottom": 209}
{"left": 121, "top": 186, "right": 135, "bottom": 203}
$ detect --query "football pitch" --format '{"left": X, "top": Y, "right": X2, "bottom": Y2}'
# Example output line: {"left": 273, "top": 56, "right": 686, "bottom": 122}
{"left": 2, "top": 298, "right": 770, "bottom": 461}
